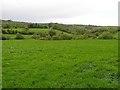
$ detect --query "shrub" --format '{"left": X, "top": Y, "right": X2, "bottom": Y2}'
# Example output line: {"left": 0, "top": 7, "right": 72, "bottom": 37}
{"left": 59, "top": 34, "right": 72, "bottom": 40}
{"left": 48, "top": 30, "right": 56, "bottom": 37}
{"left": 39, "top": 37, "right": 48, "bottom": 40}
{"left": 73, "top": 34, "right": 97, "bottom": 40}
{"left": 1, "top": 36, "right": 7, "bottom": 40}
{"left": 2, "top": 29, "right": 18, "bottom": 34}
{"left": 98, "top": 32, "right": 113, "bottom": 39}
{"left": 52, "top": 35, "right": 60, "bottom": 40}
{"left": 7, "top": 29, "right": 17, "bottom": 34}
{"left": 87, "top": 34, "right": 97, "bottom": 39}
{"left": 21, "top": 30, "right": 34, "bottom": 35}
{"left": 2, "top": 29, "right": 8, "bottom": 34}
{"left": 46, "top": 35, "right": 51, "bottom": 40}
{"left": 73, "top": 35, "right": 88, "bottom": 40}
{"left": 0, "top": 36, "right": 11, "bottom": 40}
{"left": 32, "top": 32, "right": 47, "bottom": 40}
{"left": 21, "top": 28, "right": 34, "bottom": 35}
{"left": 15, "top": 33, "right": 24, "bottom": 39}
{"left": 32, "top": 34, "right": 39, "bottom": 39}
{"left": 113, "top": 32, "right": 120, "bottom": 40}
{"left": 38, "top": 32, "right": 46, "bottom": 37}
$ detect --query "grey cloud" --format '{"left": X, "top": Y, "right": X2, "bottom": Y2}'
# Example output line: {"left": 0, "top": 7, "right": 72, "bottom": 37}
{"left": 2, "top": 0, "right": 119, "bottom": 25}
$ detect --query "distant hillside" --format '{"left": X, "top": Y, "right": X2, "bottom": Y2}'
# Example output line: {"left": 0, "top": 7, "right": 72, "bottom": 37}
{"left": 1, "top": 20, "right": 118, "bottom": 35}
{"left": 1, "top": 19, "right": 119, "bottom": 40}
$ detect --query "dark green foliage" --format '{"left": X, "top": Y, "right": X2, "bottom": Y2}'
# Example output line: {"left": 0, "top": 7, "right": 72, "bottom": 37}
{"left": 24, "top": 27, "right": 29, "bottom": 31}
{"left": 20, "top": 31, "right": 34, "bottom": 35}
{"left": 75, "top": 29, "right": 85, "bottom": 35}
{"left": 73, "top": 35, "right": 86, "bottom": 40}
{"left": 2, "top": 20, "right": 27, "bottom": 28}
{"left": 85, "top": 34, "right": 97, "bottom": 39}
{"left": 52, "top": 35, "right": 60, "bottom": 40}
{"left": 20, "top": 28, "right": 34, "bottom": 35}
{"left": 7, "top": 29, "right": 16, "bottom": 34}
{"left": 2, "top": 36, "right": 7, "bottom": 40}
{"left": 15, "top": 33, "right": 24, "bottom": 39}
{"left": 2, "top": 29, "right": 34, "bottom": 35}
{"left": 28, "top": 23, "right": 39, "bottom": 28}
{"left": 48, "top": 22, "right": 54, "bottom": 29}
{"left": 38, "top": 32, "right": 46, "bottom": 37}
{"left": 113, "top": 32, "right": 120, "bottom": 40}
{"left": 2, "top": 29, "right": 8, "bottom": 34}
{"left": 2, "top": 24, "right": 11, "bottom": 29}
{"left": 28, "top": 23, "right": 47, "bottom": 28}
{"left": 98, "top": 32, "right": 113, "bottom": 39}
{"left": 1, "top": 36, "right": 11, "bottom": 40}
{"left": 1, "top": 20, "right": 118, "bottom": 40}
{"left": 48, "top": 30, "right": 56, "bottom": 37}
{"left": 73, "top": 35, "right": 89, "bottom": 40}
{"left": 21, "top": 28, "right": 29, "bottom": 34}
{"left": 46, "top": 35, "right": 51, "bottom": 40}
{"left": 32, "top": 34, "right": 39, "bottom": 39}
{"left": 2, "top": 29, "right": 18, "bottom": 34}
{"left": 59, "top": 34, "right": 72, "bottom": 40}
{"left": 32, "top": 32, "right": 47, "bottom": 40}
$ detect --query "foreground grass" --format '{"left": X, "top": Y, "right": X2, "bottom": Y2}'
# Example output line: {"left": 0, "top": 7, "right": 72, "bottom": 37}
{"left": 2, "top": 40, "right": 118, "bottom": 88}
{"left": 0, "top": 40, "right": 2, "bottom": 89}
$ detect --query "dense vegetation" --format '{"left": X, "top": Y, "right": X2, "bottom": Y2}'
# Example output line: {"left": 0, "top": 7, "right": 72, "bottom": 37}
{"left": 0, "top": 20, "right": 119, "bottom": 40}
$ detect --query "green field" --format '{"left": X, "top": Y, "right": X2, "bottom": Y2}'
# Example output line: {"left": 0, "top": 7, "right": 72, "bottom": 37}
{"left": 2, "top": 40, "right": 118, "bottom": 88}
{"left": 2, "top": 34, "right": 33, "bottom": 39}
{"left": 4, "top": 28, "right": 70, "bottom": 35}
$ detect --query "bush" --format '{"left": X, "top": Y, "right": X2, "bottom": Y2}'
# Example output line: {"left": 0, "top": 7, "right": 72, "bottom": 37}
{"left": 46, "top": 35, "right": 51, "bottom": 40}
{"left": 15, "top": 33, "right": 24, "bottom": 39}
{"left": 113, "top": 32, "right": 120, "bottom": 40}
{"left": 2, "top": 29, "right": 18, "bottom": 34}
{"left": 48, "top": 30, "right": 56, "bottom": 37}
{"left": 38, "top": 32, "right": 46, "bottom": 37}
{"left": 73, "top": 35, "right": 88, "bottom": 40}
{"left": 98, "top": 32, "right": 113, "bottom": 39}
{"left": 1, "top": 36, "right": 7, "bottom": 40}
{"left": 87, "top": 34, "right": 97, "bottom": 39}
{"left": 32, "top": 34, "right": 39, "bottom": 39}
{"left": 52, "top": 35, "right": 60, "bottom": 40}
{"left": 2, "top": 29, "right": 8, "bottom": 34}
{"left": 59, "top": 34, "right": 72, "bottom": 40}
{"left": 0, "top": 36, "right": 11, "bottom": 40}
{"left": 32, "top": 32, "right": 47, "bottom": 40}
{"left": 7, "top": 29, "right": 17, "bottom": 34}
{"left": 21, "top": 31, "right": 34, "bottom": 35}
{"left": 39, "top": 37, "right": 48, "bottom": 40}
{"left": 20, "top": 28, "right": 34, "bottom": 35}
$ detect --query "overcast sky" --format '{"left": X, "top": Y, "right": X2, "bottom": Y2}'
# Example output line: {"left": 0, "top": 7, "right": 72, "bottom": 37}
{"left": 1, "top": 0, "right": 120, "bottom": 26}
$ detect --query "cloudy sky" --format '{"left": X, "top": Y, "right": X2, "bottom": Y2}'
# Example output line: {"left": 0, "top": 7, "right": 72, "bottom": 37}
{"left": 1, "top": 0, "right": 119, "bottom": 26}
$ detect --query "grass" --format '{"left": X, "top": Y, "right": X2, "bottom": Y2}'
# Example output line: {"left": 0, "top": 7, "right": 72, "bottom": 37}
{"left": 2, "top": 40, "right": 118, "bottom": 88}
{"left": 0, "top": 40, "right": 2, "bottom": 89}
{"left": 2, "top": 28, "right": 71, "bottom": 39}
{"left": 29, "top": 28, "right": 71, "bottom": 35}
{"left": 4, "top": 28, "right": 71, "bottom": 35}
{"left": 2, "top": 34, "right": 33, "bottom": 39}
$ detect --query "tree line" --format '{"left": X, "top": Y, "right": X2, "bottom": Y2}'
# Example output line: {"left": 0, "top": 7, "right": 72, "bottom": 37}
{"left": 1, "top": 20, "right": 119, "bottom": 40}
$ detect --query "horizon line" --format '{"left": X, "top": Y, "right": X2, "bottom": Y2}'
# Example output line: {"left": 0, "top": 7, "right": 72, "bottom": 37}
{"left": 1, "top": 19, "right": 118, "bottom": 27}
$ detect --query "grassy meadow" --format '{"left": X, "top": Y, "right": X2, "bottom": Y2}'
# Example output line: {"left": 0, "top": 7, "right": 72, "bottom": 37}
{"left": 1, "top": 20, "right": 119, "bottom": 88}
{"left": 2, "top": 40, "right": 118, "bottom": 88}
